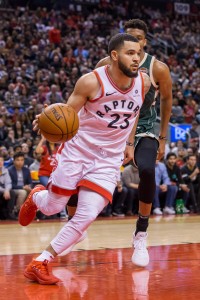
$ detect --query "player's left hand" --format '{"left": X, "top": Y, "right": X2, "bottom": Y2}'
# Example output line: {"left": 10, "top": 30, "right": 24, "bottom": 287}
{"left": 123, "top": 145, "right": 134, "bottom": 165}
{"left": 32, "top": 104, "right": 48, "bottom": 134}
{"left": 32, "top": 114, "right": 40, "bottom": 132}
{"left": 157, "top": 139, "right": 166, "bottom": 160}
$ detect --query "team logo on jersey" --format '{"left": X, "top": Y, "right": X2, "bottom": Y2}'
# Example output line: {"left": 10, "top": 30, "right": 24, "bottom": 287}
{"left": 139, "top": 67, "right": 148, "bottom": 74}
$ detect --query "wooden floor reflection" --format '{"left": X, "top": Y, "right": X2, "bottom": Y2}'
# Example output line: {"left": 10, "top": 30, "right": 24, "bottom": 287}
{"left": 0, "top": 215, "right": 200, "bottom": 299}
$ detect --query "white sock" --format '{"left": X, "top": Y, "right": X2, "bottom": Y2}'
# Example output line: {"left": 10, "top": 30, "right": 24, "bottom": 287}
{"left": 35, "top": 250, "right": 55, "bottom": 262}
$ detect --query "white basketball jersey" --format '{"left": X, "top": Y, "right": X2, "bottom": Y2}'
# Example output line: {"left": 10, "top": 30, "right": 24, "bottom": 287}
{"left": 77, "top": 65, "right": 144, "bottom": 155}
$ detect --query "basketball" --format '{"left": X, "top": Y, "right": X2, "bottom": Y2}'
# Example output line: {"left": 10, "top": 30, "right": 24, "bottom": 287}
{"left": 38, "top": 103, "right": 79, "bottom": 143}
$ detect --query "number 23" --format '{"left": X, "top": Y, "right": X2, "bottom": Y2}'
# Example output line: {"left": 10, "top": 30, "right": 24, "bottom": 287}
{"left": 108, "top": 113, "right": 132, "bottom": 129}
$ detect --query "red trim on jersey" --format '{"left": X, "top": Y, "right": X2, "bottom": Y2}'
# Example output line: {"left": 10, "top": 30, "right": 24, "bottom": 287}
{"left": 57, "top": 143, "right": 64, "bottom": 154}
{"left": 51, "top": 184, "right": 78, "bottom": 196}
{"left": 77, "top": 179, "right": 113, "bottom": 202}
{"left": 105, "top": 65, "right": 135, "bottom": 94}
{"left": 139, "top": 71, "right": 145, "bottom": 102}
{"left": 88, "top": 70, "right": 104, "bottom": 102}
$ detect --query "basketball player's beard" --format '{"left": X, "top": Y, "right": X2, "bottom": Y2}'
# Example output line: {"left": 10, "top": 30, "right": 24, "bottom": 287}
{"left": 118, "top": 60, "right": 138, "bottom": 78}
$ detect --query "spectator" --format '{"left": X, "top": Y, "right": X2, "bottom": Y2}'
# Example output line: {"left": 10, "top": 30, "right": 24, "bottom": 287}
{"left": 29, "top": 151, "right": 41, "bottom": 187}
{"left": 13, "top": 120, "right": 24, "bottom": 141}
{"left": 21, "top": 142, "right": 34, "bottom": 167}
{"left": 165, "top": 152, "right": 190, "bottom": 213}
{"left": 176, "top": 148, "right": 188, "bottom": 168}
{"left": 181, "top": 155, "right": 200, "bottom": 213}
{"left": 188, "top": 120, "right": 199, "bottom": 148}
{"left": 170, "top": 98, "right": 184, "bottom": 123}
{"left": 4, "top": 128, "right": 17, "bottom": 149}
{"left": 4, "top": 83, "right": 19, "bottom": 105}
{"left": 46, "top": 84, "right": 63, "bottom": 104}
{"left": 1, "top": 146, "right": 13, "bottom": 168}
{"left": 8, "top": 152, "right": 32, "bottom": 216}
{"left": 112, "top": 180, "right": 127, "bottom": 217}
{"left": 121, "top": 164, "right": 140, "bottom": 216}
{"left": 183, "top": 96, "right": 198, "bottom": 123}
{"left": 0, "top": 119, "right": 8, "bottom": 146}
{"left": 153, "top": 160, "right": 178, "bottom": 215}
{"left": 35, "top": 136, "right": 59, "bottom": 187}
{"left": 0, "top": 154, "right": 16, "bottom": 220}
{"left": 171, "top": 140, "right": 187, "bottom": 156}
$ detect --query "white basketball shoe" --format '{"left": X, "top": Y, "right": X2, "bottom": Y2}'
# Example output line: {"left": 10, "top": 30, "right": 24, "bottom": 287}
{"left": 58, "top": 231, "right": 88, "bottom": 256}
{"left": 132, "top": 232, "right": 149, "bottom": 267}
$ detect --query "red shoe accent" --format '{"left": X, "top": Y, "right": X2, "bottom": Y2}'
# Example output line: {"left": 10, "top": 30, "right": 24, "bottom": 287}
{"left": 24, "top": 259, "right": 60, "bottom": 285}
{"left": 19, "top": 184, "right": 46, "bottom": 226}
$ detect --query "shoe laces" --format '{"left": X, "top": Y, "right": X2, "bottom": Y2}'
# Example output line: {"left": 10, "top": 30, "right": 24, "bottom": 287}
{"left": 34, "top": 260, "right": 49, "bottom": 275}
{"left": 134, "top": 235, "right": 147, "bottom": 251}
{"left": 24, "top": 197, "right": 36, "bottom": 213}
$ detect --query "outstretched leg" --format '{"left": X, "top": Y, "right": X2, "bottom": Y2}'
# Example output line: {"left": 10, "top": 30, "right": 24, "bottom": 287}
{"left": 24, "top": 187, "right": 109, "bottom": 284}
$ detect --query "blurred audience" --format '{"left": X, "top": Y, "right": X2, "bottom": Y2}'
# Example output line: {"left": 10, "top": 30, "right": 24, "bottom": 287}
{"left": 153, "top": 160, "right": 177, "bottom": 215}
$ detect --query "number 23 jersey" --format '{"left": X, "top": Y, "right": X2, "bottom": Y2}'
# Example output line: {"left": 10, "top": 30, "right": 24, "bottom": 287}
{"left": 78, "top": 65, "right": 144, "bottom": 156}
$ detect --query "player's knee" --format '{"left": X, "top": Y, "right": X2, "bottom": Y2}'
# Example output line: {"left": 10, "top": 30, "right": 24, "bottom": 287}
{"left": 71, "top": 209, "right": 99, "bottom": 232}
{"left": 140, "top": 167, "right": 155, "bottom": 183}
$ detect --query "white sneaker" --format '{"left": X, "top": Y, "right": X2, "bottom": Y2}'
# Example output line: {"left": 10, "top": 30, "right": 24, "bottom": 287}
{"left": 182, "top": 206, "right": 190, "bottom": 213}
{"left": 170, "top": 207, "right": 176, "bottom": 213}
{"left": 163, "top": 206, "right": 175, "bottom": 215}
{"left": 58, "top": 231, "right": 87, "bottom": 256}
{"left": 153, "top": 207, "right": 163, "bottom": 215}
{"left": 132, "top": 232, "right": 149, "bottom": 267}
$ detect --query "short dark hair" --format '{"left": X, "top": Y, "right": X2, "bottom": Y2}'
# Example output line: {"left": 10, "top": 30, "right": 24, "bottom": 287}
{"left": 166, "top": 152, "right": 177, "bottom": 160}
{"left": 187, "top": 154, "right": 197, "bottom": 161}
{"left": 14, "top": 144, "right": 22, "bottom": 151}
{"left": 13, "top": 152, "right": 24, "bottom": 160}
{"left": 124, "top": 19, "right": 148, "bottom": 36}
{"left": 108, "top": 33, "right": 139, "bottom": 56}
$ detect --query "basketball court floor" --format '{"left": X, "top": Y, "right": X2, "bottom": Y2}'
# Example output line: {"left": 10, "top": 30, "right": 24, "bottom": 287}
{"left": 0, "top": 214, "right": 200, "bottom": 299}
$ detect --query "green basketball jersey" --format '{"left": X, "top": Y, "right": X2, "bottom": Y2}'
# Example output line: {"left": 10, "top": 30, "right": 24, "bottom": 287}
{"left": 136, "top": 53, "right": 159, "bottom": 135}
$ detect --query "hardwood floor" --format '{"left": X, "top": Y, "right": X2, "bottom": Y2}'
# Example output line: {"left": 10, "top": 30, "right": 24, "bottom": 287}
{"left": 0, "top": 215, "right": 200, "bottom": 299}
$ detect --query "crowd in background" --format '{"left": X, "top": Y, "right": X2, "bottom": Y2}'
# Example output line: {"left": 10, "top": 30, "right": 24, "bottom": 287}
{"left": 0, "top": 1, "right": 199, "bottom": 220}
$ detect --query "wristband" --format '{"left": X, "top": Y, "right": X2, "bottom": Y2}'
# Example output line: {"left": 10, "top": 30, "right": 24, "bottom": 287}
{"left": 126, "top": 141, "right": 134, "bottom": 146}
{"left": 159, "top": 135, "right": 167, "bottom": 140}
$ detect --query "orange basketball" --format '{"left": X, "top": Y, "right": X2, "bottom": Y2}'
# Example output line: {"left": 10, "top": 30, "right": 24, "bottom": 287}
{"left": 38, "top": 103, "right": 79, "bottom": 143}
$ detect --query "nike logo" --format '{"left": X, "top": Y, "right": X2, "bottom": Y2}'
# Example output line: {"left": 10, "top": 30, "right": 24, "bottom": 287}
{"left": 106, "top": 91, "right": 117, "bottom": 96}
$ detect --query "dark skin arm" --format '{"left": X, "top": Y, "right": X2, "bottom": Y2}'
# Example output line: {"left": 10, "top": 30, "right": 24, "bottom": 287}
{"left": 153, "top": 60, "right": 172, "bottom": 160}
{"left": 95, "top": 56, "right": 110, "bottom": 68}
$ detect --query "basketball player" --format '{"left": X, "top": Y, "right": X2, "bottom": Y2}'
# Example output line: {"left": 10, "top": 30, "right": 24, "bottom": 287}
{"left": 19, "top": 33, "right": 151, "bottom": 285}
{"left": 63, "top": 19, "right": 173, "bottom": 265}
